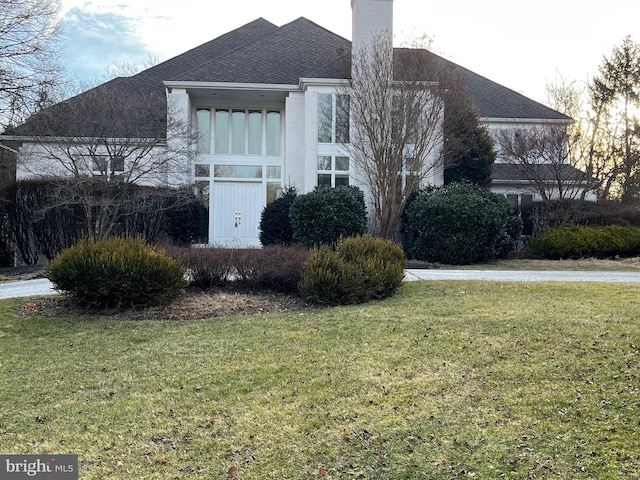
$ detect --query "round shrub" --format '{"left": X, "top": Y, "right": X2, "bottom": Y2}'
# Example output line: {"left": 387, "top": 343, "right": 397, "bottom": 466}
{"left": 46, "top": 236, "right": 187, "bottom": 309}
{"left": 299, "top": 235, "right": 405, "bottom": 305}
{"left": 290, "top": 186, "right": 367, "bottom": 247}
{"left": 259, "top": 187, "right": 297, "bottom": 246}
{"left": 403, "top": 183, "right": 522, "bottom": 264}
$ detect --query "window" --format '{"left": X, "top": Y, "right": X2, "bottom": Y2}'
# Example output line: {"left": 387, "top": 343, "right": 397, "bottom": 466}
{"left": 266, "top": 110, "right": 281, "bottom": 156}
{"left": 214, "top": 109, "right": 229, "bottom": 154}
{"left": 200, "top": 108, "right": 281, "bottom": 156}
{"left": 317, "top": 155, "right": 350, "bottom": 187}
{"left": 317, "top": 93, "right": 349, "bottom": 144}
{"left": 196, "top": 108, "right": 211, "bottom": 153}
{"left": 75, "top": 155, "right": 124, "bottom": 177}
{"left": 195, "top": 164, "right": 210, "bottom": 178}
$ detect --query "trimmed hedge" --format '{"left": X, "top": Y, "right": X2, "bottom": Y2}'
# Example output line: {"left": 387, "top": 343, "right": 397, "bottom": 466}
{"left": 290, "top": 186, "right": 367, "bottom": 247}
{"left": 527, "top": 225, "right": 640, "bottom": 259}
{"left": 299, "top": 235, "right": 406, "bottom": 305}
{"left": 46, "top": 236, "right": 187, "bottom": 309}
{"left": 402, "top": 183, "right": 522, "bottom": 264}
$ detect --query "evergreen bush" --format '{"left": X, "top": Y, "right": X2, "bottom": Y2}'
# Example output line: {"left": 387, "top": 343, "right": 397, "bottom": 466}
{"left": 299, "top": 235, "right": 405, "bottom": 305}
{"left": 259, "top": 187, "right": 297, "bottom": 246}
{"left": 46, "top": 236, "right": 187, "bottom": 309}
{"left": 290, "top": 186, "right": 367, "bottom": 247}
{"left": 402, "top": 183, "right": 522, "bottom": 264}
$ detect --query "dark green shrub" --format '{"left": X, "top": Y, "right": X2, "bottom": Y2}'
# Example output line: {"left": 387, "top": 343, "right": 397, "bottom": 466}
{"left": 527, "top": 225, "right": 640, "bottom": 259}
{"left": 299, "top": 235, "right": 405, "bottom": 305}
{"left": 46, "top": 236, "right": 187, "bottom": 309}
{"left": 259, "top": 187, "right": 297, "bottom": 246}
{"left": 164, "top": 192, "right": 209, "bottom": 245}
{"left": 402, "top": 183, "right": 522, "bottom": 264}
{"left": 290, "top": 186, "right": 367, "bottom": 247}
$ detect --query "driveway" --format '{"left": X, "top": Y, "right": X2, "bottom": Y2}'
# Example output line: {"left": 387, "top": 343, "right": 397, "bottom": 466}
{"left": 405, "top": 269, "right": 640, "bottom": 283}
{"left": 3, "top": 270, "right": 640, "bottom": 300}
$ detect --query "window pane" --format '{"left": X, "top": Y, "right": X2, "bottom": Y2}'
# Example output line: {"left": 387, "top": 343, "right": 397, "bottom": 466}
{"left": 195, "top": 164, "right": 210, "bottom": 177}
{"left": 232, "top": 109, "right": 246, "bottom": 154}
{"left": 317, "top": 156, "right": 331, "bottom": 170}
{"left": 335, "top": 174, "right": 349, "bottom": 187}
{"left": 266, "top": 110, "right": 281, "bottom": 156}
{"left": 335, "top": 156, "right": 349, "bottom": 171}
{"left": 214, "top": 109, "right": 229, "bottom": 154}
{"left": 196, "top": 108, "right": 211, "bottom": 153}
{"left": 317, "top": 94, "right": 332, "bottom": 143}
{"left": 92, "top": 156, "right": 107, "bottom": 172}
{"left": 336, "top": 95, "right": 349, "bottom": 143}
{"left": 267, "top": 182, "right": 282, "bottom": 204}
{"left": 248, "top": 110, "right": 262, "bottom": 155}
{"left": 267, "top": 166, "right": 281, "bottom": 179}
{"left": 195, "top": 180, "right": 210, "bottom": 243}
{"left": 111, "top": 156, "right": 124, "bottom": 172}
{"left": 214, "top": 165, "right": 262, "bottom": 178}
{"left": 317, "top": 174, "right": 331, "bottom": 186}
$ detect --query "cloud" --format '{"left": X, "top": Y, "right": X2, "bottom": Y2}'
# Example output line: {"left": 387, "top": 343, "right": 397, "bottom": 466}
{"left": 60, "top": 7, "right": 151, "bottom": 80}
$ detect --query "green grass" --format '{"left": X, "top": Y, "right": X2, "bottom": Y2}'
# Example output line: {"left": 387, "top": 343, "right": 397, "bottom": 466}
{"left": 1, "top": 281, "right": 639, "bottom": 479}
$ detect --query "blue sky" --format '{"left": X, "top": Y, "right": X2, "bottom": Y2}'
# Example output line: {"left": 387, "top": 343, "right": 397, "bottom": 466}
{"left": 59, "top": 0, "right": 640, "bottom": 103}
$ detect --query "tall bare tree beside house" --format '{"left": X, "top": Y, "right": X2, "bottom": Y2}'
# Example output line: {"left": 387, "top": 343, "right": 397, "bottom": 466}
{"left": 0, "top": 0, "right": 63, "bottom": 133}
{"left": 496, "top": 124, "right": 600, "bottom": 202}
{"left": 9, "top": 79, "right": 198, "bottom": 240}
{"left": 338, "top": 34, "right": 454, "bottom": 239}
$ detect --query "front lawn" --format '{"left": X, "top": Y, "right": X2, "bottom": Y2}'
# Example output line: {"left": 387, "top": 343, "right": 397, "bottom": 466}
{"left": 1, "top": 281, "right": 639, "bottom": 478}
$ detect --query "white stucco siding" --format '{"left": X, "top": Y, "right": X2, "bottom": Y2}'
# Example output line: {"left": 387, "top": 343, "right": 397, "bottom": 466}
{"left": 15, "top": 141, "right": 173, "bottom": 187}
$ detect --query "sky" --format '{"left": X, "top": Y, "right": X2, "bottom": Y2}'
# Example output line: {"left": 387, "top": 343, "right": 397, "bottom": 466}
{"left": 59, "top": 0, "right": 640, "bottom": 105}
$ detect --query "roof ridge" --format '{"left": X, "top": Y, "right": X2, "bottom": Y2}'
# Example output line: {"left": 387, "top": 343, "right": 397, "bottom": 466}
{"left": 133, "top": 18, "right": 278, "bottom": 81}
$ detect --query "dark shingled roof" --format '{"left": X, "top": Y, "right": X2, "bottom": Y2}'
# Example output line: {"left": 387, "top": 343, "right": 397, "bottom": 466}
{"left": 492, "top": 163, "right": 594, "bottom": 183}
{"left": 6, "top": 17, "right": 569, "bottom": 138}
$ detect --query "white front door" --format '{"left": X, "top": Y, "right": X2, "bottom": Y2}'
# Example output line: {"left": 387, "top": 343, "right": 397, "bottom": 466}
{"left": 212, "top": 182, "right": 263, "bottom": 247}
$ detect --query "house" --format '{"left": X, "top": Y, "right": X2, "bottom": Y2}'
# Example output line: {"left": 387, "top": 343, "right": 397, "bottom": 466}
{"left": 1, "top": 0, "right": 579, "bottom": 247}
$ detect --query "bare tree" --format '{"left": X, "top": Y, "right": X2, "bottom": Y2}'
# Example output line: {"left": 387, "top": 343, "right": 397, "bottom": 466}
{"left": 15, "top": 80, "right": 197, "bottom": 240}
{"left": 496, "top": 124, "right": 600, "bottom": 202}
{"left": 339, "top": 35, "right": 449, "bottom": 239}
{"left": 0, "top": 0, "right": 63, "bottom": 133}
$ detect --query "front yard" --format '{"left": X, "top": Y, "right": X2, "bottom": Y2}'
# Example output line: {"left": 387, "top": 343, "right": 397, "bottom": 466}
{"left": 1, "top": 281, "right": 639, "bottom": 478}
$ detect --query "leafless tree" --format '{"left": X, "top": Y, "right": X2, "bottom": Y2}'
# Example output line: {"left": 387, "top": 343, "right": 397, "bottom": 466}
{"left": 15, "top": 80, "right": 197, "bottom": 240}
{"left": 339, "top": 35, "right": 452, "bottom": 239}
{"left": 496, "top": 124, "right": 600, "bottom": 202}
{"left": 0, "top": 0, "right": 63, "bottom": 133}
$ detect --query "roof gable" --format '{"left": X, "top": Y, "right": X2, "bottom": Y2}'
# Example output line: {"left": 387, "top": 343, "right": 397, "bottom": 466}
{"left": 174, "top": 17, "right": 351, "bottom": 84}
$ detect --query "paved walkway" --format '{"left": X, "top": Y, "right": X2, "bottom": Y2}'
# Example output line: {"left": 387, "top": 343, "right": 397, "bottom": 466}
{"left": 405, "top": 269, "right": 640, "bottom": 283}
{"left": 3, "top": 270, "right": 640, "bottom": 300}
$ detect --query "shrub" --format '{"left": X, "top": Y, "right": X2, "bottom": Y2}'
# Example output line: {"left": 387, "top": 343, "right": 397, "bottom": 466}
{"left": 402, "top": 183, "right": 522, "bottom": 264}
{"left": 290, "top": 186, "right": 367, "bottom": 247}
{"left": 165, "top": 244, "right": 309, "bottom": 294}
{"left": 233, "top": 245, "right": 310, "bottom": 294}
{"left": 527, "top": 225, "right": 640, "bottom": 259}
{"left": 46, "top": 236, "right": 187, "bottom": 309}
{"left": 164, "top": 244, "right": 234, "bottom": 289}
{"left": 164, "top": 192, "right": 209, "bottom": 245}
{"left": 299, "top": 235, "right": 405, "bottom": 305}
{"left": 259, "top": 187, "right": 297, "bottom": 246}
